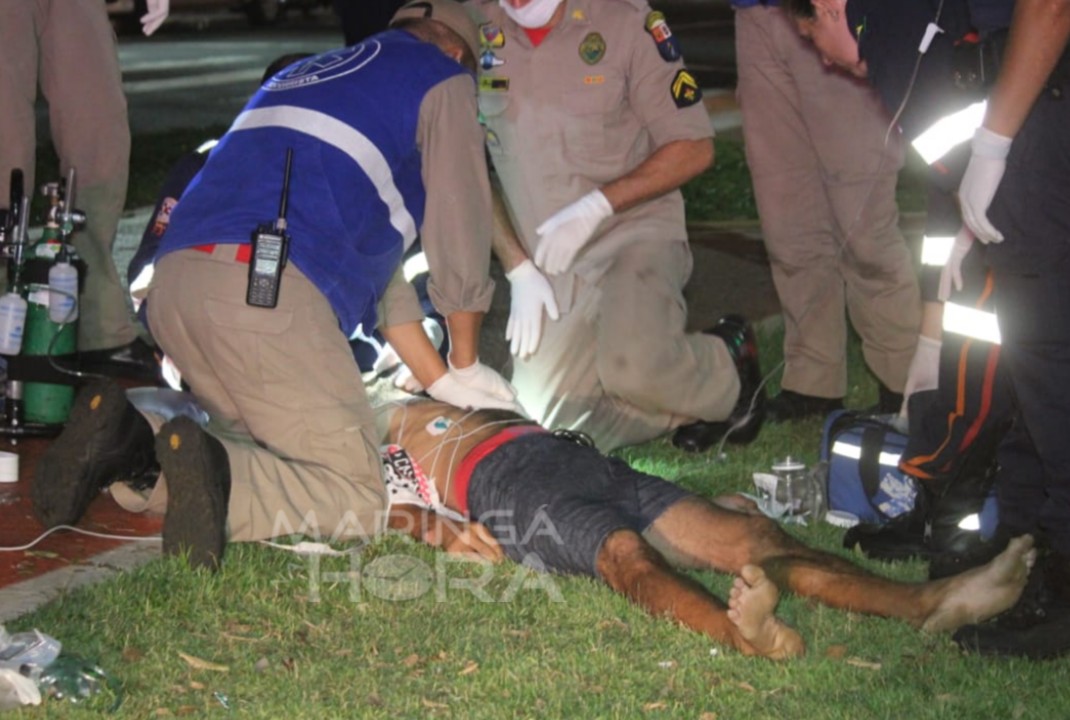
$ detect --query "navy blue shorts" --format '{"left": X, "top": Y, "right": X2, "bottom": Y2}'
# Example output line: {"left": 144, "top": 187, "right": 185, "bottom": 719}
{"left": 466, "top": 434, "right": 692, "bottom": 577}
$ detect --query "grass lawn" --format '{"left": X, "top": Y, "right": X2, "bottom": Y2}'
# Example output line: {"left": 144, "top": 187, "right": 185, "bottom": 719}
{"left": 12, "top": 133, "right": 1064, "bottom": 717}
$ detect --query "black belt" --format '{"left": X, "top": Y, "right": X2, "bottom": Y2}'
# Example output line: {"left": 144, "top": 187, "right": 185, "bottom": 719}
{"left": 955, "top": 28, "right": 1070, "bottom": 94}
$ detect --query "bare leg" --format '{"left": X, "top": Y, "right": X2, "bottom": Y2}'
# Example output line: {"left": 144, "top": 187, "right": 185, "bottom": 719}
{"left": 595, "top": 529, "right": 804, "bottom": 659}
{"left": 643, "top": 497, "right": 1034, "bottom": 631}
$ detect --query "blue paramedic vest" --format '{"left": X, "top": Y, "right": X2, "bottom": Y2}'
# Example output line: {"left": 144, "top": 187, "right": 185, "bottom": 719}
{"left": 159, "top": 31, "right": 470, "bottom": 337}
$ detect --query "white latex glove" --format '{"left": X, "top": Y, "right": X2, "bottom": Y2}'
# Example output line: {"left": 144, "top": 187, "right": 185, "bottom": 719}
{"left": 505, "top": 260, "right": 560, "bottom": 358}
{"left": 427, "top": 371, "right": 525, "bottom": 413}
{"left": 392, "top": 365, "right": 425, "bottom": 394}
{"left": 448, "top": 358, "right": 517, "bottom": 403}
{"left": 372, "top": 342, "right": 401, "bottom": 376}
{"left": 959, "top": 126, "right": 1011, "bottom": 244}
{"left": 533, "top": 189, "right": 613, "bottom": 275}
{"left": 937, "top": 226, "right": 975, "bottom": 302}
{"left": 900, "top": 335, "right": 942, "bottom": 420}
{"left": 141, "top": 0, "right": 170, "bottom": 36}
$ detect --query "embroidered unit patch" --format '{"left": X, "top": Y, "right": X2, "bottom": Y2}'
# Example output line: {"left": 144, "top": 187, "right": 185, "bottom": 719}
{"left": 579, "top": 32, "right": 606, "bottom": 65}
{"left": 645, "top": 11, "right": 681, "bottom": 62}
{"left": 480, "top": 24, "right": 505, "bottom": 49}
{"left": 670, "top": 69, "right": 702, "bottom": 108}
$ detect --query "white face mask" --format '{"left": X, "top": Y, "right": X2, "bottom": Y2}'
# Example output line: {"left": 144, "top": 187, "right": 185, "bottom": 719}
{"left": 499, "top": 0, "right": 564, "bottom": 29}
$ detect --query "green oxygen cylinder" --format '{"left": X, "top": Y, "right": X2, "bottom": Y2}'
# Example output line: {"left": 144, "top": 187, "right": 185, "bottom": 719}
{"left": 21, "top": 221, "right": 77, "bottom": 425}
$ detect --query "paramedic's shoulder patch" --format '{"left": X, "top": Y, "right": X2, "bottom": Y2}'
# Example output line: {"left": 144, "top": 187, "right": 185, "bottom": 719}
{"left": 670, "top": 69, "right": 702, "bottom": 108}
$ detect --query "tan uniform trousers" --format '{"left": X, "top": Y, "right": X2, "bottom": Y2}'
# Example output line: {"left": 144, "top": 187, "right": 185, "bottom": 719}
{"left": 0, "top": 0, "right": 137, "bottom": 351}
{"left": 131, "top": 248, "right": 386, "bottom": 542}
{"left": 736, "top": 6, "right": 920, "bottom": 398}
{"left": 511, "top": 240, "right": 739, "bottom": 452}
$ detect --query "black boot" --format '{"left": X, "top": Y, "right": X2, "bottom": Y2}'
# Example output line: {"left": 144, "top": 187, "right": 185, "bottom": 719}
{"left": 876, "top": 383, "right": 904, "bottom": 415}
{"left": 672, "top": 315, "right": 766, "bottom": 453}
{"left": 766, "top": 389, "right": 843, "bottom": 423}
{"left": 843, "top": 484, "right": 933, "bottom": 561}
{"left": 156, "top": 416, "right": 231, "bottom": 571}
{"left": 953, "top": 547, "right": 1070, "bottom": 659}
{"left": 32, "top": 379, "right": 159, "bottom": 528}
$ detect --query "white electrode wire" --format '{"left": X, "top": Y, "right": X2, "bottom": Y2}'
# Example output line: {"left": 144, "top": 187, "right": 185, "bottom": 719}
{"left": 0, "top": 524, "right": 160, "bottom": 553}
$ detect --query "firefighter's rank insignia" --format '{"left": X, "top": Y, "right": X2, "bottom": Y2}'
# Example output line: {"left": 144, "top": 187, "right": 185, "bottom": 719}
{"left": 645, "top": 11, "right": 681, "bottom": 62}
{"left": 579, "top": 32, "right": 606, "bottom": 65}
{"left": 670, "top": 69, "right": 701, "bottom": 108}
{"left": 480, "top": 75, "right": 510, "bottom": 92}
{"left": 480, "top": 24, "right": 505, "bottom": 49}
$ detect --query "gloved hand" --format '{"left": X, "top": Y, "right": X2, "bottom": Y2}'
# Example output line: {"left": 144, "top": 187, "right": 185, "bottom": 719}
{"left": 534, "top": 189, "right": 613, "bottom": 275}
{"left": 900, "top": 335, "right": 942, "bottom": 420}
{"left": 141, "top": 0, "right": 170, "bottom": 36}
{"left": 372, "top": 342, "right": 401, "bottom": 376}
{"left": 448, "top": 358, "right": 517, "bottom": 402}
{"left": 426, "top": 370, "right": 525, "bottom": 413}
{"left": 505, "top": 260, "right": 560, "bottom": 358}
{"left": 937, "top": 226, "right": 975, "bottom": 302}
{"left": 959, "top": 126, "right": 1012, "bottom": 244}
{"left": 392, "top": 365, "right": 424, "bottom": 394}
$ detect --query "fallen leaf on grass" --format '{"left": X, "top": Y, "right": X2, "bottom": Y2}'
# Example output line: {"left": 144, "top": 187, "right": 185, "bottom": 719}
{"left": 154, "top": 710, "right": 172, "bottom": 717}
{"left": 189, "top": 681, "right": 205, "bottom": 691}
{"left": 699, "top": 714, "right": 718, "bottom": 720}
{"left": 825, "top": 644, "right": 848, "bottom": 659}
{"left": 643, "top": 701, "right": 667, "bottom": 711}
{"left": 459, "top": 661, "right": 479, "bottom": 676}
{"left": 422, "top": 698, "right": 448, "bottom": 709}
{"left": 845, "top": 658, "right": 882, "bottom": 671}
{"left": 178, "top": 652, "right": 229, "bottom": 673}
{"left": 122, "top": 647, "right": 145, "bottom": 662}
{"left": 402, "top": 653, "right": 421, "bottom": 667}
{"left": 734, "top": 681, "right": 757, "bottom": 693}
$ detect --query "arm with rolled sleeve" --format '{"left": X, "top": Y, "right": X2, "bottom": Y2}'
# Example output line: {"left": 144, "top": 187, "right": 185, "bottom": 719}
{"left": 416, "top": 73, "right": 496, "bottom": 366}
{"left": 603, "top": 16, "right": 714, "bottom": 213}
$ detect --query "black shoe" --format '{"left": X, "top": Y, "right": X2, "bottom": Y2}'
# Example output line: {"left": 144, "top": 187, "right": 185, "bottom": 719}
{"left": 953, "top": 554, "right": 1070, "bottom": 659}
{"left": 672, "top": 314, "right": 766, "bottom": 453}
{"left": 843, "top": 509, "right": 931, "bottom": 562}
{"left": 953, "top": 608, "right": 1070, "bottom": 660}
{"left": 876, "top": 383, "right": 904, "bottom": 415}
{"left": 32, "top": 379, "right": 159, "bottom": 528}
{"left": 766, "top": 390, "right": 843, "bottom": 423}
{"left": 156, "top": 416, "right": 231, "bottom": 571}
{"left": 79, "top": 338, "right": 161, "bottom": 383}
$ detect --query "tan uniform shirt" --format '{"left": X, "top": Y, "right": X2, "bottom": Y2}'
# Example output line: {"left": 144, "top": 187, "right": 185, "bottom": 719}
{"left": 474, "top": 0, "right": 713, "bottom": 306}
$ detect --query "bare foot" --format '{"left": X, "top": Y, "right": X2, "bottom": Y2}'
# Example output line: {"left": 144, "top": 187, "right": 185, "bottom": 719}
{"left": 727, "top": 564, "right": 805, "bottom": 659}
{"left": 713, "top": 493, "right": 763, "bottom": 515}
{"left": 922, "top": 534, "right": 1037, "bottom": 632}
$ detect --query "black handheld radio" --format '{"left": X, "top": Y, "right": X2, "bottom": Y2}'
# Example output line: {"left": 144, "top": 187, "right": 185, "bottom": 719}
{"left": 247, "top": 148, "right": 294, "bottom": 308}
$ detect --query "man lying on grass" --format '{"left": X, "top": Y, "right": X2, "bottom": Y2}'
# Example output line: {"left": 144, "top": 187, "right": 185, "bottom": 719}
{"left": 35, "top": 382, "right": 1035, "bottom": 660}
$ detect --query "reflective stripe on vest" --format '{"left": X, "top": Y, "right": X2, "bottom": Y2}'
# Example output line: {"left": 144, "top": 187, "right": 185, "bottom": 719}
{"left": 911, "top": 101, "right": 987, "bottom": 164}
{"left": 230, "top": 104, "right": 419, "bottom": 249}
{"left": 943, "top": 301, "right": 1002, "bottom": 344}
{"left": 922, "top": 234, "right": 955, "bottom": 267}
